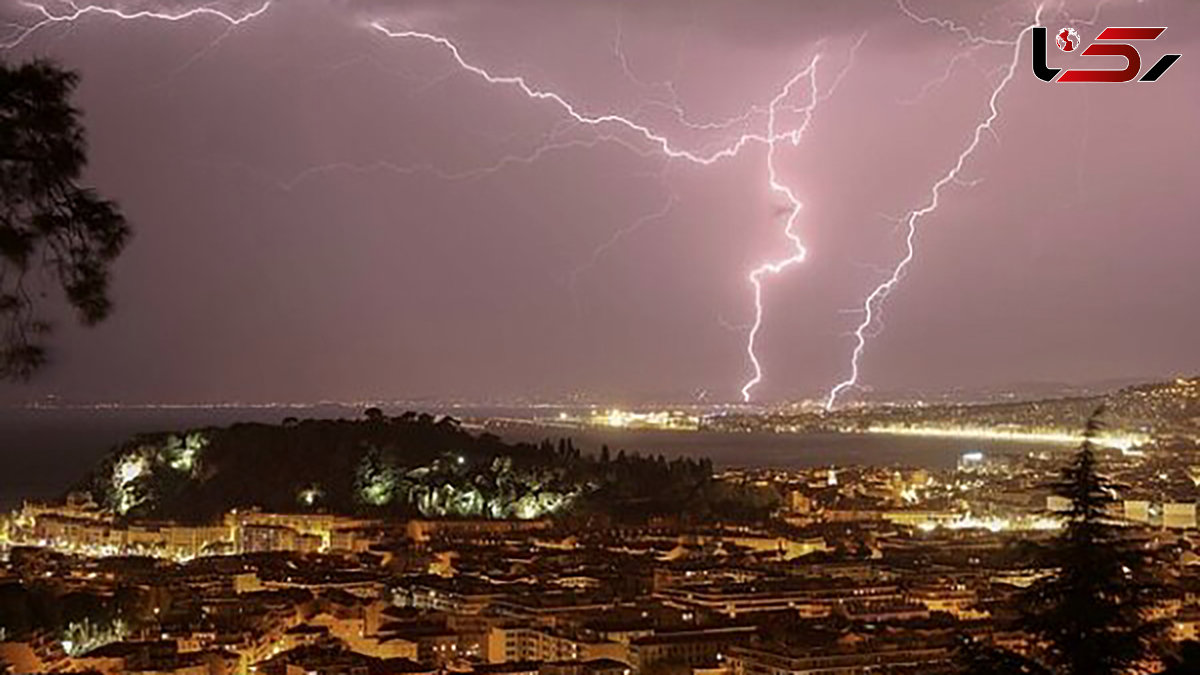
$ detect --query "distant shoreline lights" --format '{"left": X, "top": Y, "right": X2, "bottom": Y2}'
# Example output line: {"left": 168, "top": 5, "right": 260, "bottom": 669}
{"left": 860, "top": 424, "right": 1151, "bottom": 453}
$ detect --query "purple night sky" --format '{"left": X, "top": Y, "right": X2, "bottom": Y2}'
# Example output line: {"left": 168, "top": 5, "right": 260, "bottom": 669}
{"left": 0, "top": 0, "right": 1197, "bottom": 404}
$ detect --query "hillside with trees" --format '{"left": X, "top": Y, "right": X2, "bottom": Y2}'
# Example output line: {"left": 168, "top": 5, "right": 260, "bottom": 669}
{"left": 72, "top": 409, "right": 778, "bottom": 524}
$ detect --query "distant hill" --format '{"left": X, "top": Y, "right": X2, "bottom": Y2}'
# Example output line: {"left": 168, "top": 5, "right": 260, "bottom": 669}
{"left": 709, "top": 376, "right": 1200, "bottom": 442}
{"left": 850, "top": 376, "right": 1164, "bottom": 405}
{"left": 855, "top": 376, "right": 1200, "bottom": 439}
{"left": 73, "top": 410, "right": 777, "bottom": 523}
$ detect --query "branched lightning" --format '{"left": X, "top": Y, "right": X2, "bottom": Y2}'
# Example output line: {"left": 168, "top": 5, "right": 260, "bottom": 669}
{"left": 7, "top": 1, "right": 863, "bottom": 402}
{"left": 898, "top": 45, "right": 985, "bottom": 105}
{"left": 612, "top": 17, "right": 766, "bottom": 137}
{"left": 738, "top": 58, "right": 820, "bottom": 404}
{"left": 274, "top": 133, "right": 658, "bottom": 191}
{"left": 6, "top": 0, "right": 1057, "bottom": 406}
{"left": 823, "top": 5, "right": 1043, "bottom": 410}
{"left": 370, "top": 21, "right": 869, "bottom": 403}
{"left": 568, "top": 188, "right": 678, "bottom": 316}
{"left": 741, "top": 32, "right": 865, "bottom": 403}
{"left": 367, "top": 22, "right": 796, "bottom": 167}
{"left": 895, "top": 0, "right": 1020, "bottom": 47}
{"left": 1, "top": 0, "right": 271, "bottom": 49}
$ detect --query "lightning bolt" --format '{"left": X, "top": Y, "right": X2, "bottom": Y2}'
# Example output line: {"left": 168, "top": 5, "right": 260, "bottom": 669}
{"left": 899, "top": 44, "right": 985, "bottom": 106}
{"left": 370, "top": 21, "right": 870, "bottom": 403}
{"left": 611, "top": 16, "right": 767, "bottom": 137}
{"left": 1, "top": 0, "right": 271, "bottom": 49}
{"left": 741, "top": 33, "right": 865, "bottom": 403}
{"left": 273, "top": 133, "right": 658, "bottom": 192}
{"left": 2, "top": 1, "right": 900, "bottom": 405}
{"left": 895, "top": 0, "right": 1021, "bottom": 47}
{"left": 568, "top": 187, "right": 678, "bottom": 317}
{"left": 739, "top": 58, "right": 821, "bottom": 404}
{"left": 365, "top": 23, "right": 821, "bottom": 168}
{"left": 823, "top": 5, "right": 1043, "bottom": 410}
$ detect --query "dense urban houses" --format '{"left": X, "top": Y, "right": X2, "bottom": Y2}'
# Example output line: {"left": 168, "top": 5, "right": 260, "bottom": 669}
{"left": 5, "top": 411, "right": 1200, "bottom": 675}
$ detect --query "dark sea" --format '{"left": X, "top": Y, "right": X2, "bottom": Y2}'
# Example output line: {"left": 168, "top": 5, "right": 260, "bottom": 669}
{"left": 0, "top": 405, "right": 1072, "bottom": 512}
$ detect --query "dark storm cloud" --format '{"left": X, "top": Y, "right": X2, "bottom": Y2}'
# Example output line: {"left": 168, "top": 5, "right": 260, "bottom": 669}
{"left": 0, "top": 0, "right": 1196, "bottom": 404}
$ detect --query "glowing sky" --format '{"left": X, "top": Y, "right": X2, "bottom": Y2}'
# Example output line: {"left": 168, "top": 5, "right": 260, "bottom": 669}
{"left": 0, "top": 0, "right": 1196, "bottom": 404}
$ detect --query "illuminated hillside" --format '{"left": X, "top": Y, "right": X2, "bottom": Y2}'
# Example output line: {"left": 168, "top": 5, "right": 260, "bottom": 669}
{"left": 72, "top": 411, "right": 775, "bottom": 523}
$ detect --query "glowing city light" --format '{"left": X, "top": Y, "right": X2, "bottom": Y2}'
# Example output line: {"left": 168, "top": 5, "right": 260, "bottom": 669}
{"left": 588, "top": 408, "right": 700, "bottom": 430}
{"left": 862, "top": 422, "right": 1150, "bottom": 452}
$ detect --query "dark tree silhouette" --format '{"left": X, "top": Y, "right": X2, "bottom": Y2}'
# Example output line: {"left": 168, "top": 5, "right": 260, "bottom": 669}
{"left": 953, "top": 639, "right": 1050, "bottom": 675}
{"left": 0, "top": 59, "right": 129, "bottom": 380}
{"left": 1016, "top": 405, "right": 1167, "bottom": 675}
{"left": 1158, "top": 641, "right": 1200, "bottom": 675}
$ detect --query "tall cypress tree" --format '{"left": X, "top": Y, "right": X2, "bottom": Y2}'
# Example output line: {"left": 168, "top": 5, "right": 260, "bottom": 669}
{"left": 1159, "top": 641, "right": 1200, "bottom": 674}
{"left": 953, "top": 640, "right": 1049, "bottom": 675}
{"left": 1018, "top": 406, "right": 1166, "bottom": 675}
